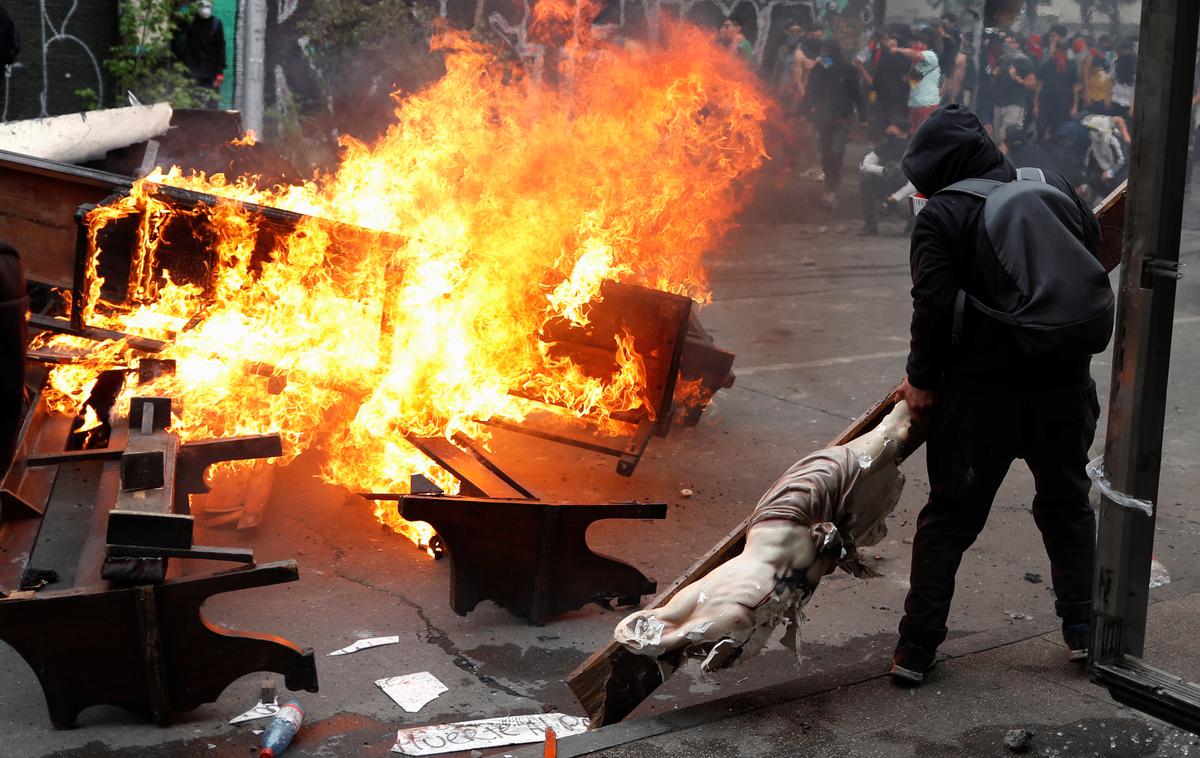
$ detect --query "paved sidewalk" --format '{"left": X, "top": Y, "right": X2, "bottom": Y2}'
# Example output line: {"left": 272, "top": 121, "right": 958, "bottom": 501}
{"left": 515, "top": 593, "right": 1200, "bottom": 757}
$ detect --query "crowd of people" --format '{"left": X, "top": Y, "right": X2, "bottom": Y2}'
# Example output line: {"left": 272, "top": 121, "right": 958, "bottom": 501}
{"left": 729, "top": 13, "right": 1139, "bottom": 234}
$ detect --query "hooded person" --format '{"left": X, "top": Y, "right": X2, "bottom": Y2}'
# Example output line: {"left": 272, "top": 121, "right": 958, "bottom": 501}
{"left": 1002, "top": 124, "right": 1062, "bottom": 176}
{"left": 801, "top": 38, "right": 868, "bottom": 205}
{"left": 891, "top": 105, "right": 1104, "bottom": 685}
{"left": 174, "top": 0, "right": 226, "bottom": 107}
{"left": 1082, "top": 113, "right": 1128, "bottom": 199}
{"left": 859, "top": 116, "right": 913, "bottom": 235}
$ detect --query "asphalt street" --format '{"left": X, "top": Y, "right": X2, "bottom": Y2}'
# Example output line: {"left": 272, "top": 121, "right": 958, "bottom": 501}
{"left": 2, "top": 178, "right": 1199, "bottom": 757}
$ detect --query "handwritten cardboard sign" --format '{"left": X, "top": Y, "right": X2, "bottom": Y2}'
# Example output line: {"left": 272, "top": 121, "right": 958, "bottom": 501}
{"left": 391, "top": 712, "right": 589, "bottom": 755}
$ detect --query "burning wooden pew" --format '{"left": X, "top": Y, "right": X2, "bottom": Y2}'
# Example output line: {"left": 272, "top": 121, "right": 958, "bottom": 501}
{"left": 62, "top": 177, "right": 727, "bottom": 479}
{"left": 11, "top": 159, "right": 735, "bottom": 626}
{"left": 0, "top": 365, "right": 318, "bottom": 728}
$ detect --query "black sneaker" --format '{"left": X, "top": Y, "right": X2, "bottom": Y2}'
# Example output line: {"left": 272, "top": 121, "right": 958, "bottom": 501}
{"left": 890, "top": 640, "right": 937, "bottom": 685}
{"left": 1063, "top": 623, "right": 1090, "bottom": 663}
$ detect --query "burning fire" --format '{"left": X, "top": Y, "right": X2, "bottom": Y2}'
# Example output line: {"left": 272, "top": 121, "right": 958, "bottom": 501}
{"left": 34, "top": 14, "right": 769, "bottom": 550}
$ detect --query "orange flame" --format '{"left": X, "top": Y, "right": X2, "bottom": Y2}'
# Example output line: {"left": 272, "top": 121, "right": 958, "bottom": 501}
{"left": 35, "top": 16, "right": 769, "bottom": 549}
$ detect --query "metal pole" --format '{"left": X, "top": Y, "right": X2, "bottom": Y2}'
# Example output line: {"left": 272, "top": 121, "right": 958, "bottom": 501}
{"left": 242, "top": 0, "right": 266, "bottom": 137}
{"left": 1092, "top": 0, "right": 1199, "bottom": 663}
{"left": 233, "top": 0, "right": 246, "bottom": 114}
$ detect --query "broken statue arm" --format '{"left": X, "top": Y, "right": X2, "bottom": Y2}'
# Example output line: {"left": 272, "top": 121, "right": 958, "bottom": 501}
{"left": 614, "top": 400, "right": 917, "bottom": 670}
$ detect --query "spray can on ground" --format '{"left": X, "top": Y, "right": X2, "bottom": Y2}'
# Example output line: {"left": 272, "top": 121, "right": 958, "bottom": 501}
{"left": 259, "top": 701, "right": 304, "bottom": 758}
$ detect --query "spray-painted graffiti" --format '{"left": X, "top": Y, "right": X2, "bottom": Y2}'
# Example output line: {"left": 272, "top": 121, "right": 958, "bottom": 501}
{"left": 0, "top": 1, "right": 117, "bottom": 122}
{"left": 35, "top": 1, "right": 104, "bottom": 116}
{"left": 263, "top": 0, "right": 876, "bottom": 141}
{"left": 481, "top": 0, "right": 880, "bottom": 69}
{"left": 266, "top": 0, "right": 873, "bottom": 91}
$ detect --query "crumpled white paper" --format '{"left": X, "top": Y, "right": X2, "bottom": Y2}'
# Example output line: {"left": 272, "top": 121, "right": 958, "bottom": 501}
{"left": 329, "top": 635, "right": 401, "bottom": 656}
{"left": 376, "top": 671, "right": 448, "bottom": 713}
{"left": 229, "top": 699, "right": 279, "bottom": 724}
{"left": 391, "top": 712, "right": 589, "bottom": 755}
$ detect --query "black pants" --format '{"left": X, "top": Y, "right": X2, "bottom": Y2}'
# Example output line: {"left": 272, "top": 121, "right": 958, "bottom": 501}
{"left": 870, "top": 99, "right": 907, "bottom": 141}
{"left": 898, "top": 380, "right": 1100, "bottom": 650}
{"left": 860, "top": 172, "right": 905, "bottom": 231}
{"left": 818, "top": 121, "right": 849, "bottom": 193}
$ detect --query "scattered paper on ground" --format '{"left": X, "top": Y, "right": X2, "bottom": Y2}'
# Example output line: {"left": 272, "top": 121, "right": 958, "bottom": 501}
{"left": 376, "top": 672, "right": 448, "bottom": 713}
{"left": 329, "top": 635, "right": 401, "bottom": 656}
{"left": 1150, "top": 555, "right": 1171, "bottom": 588}
{"left": 391, "top": 713, "right": 589, "bottom": 755}
{"left": 229, "top": 699, "right": 279, "bottom": 724}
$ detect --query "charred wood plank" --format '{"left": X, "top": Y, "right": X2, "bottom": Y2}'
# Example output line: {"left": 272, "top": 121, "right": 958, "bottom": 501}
{"left": 28, "top": 313, "right": 167, "bottom": 353}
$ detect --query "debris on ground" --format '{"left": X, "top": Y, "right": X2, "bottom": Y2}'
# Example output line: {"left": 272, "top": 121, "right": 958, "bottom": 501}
{"left": 259, "top": 701, "right": 304, "bottom": 757}
{"left": 230, "top": 699, "right": 280, "bottom": 724}
{"left": 1022, "top": 572, "right": 1043, "bottom": 584}
{"left": 1004, "top": 728, "right": 1034, "bottom": 753}
{"left": 376, "top": 672, "right": 449, "bottom": 713}
{"left": 1150, "top": 556, "right": 1171, "bottom": 588}
{"left": 328, "top": 635, "right": 401, "bottom": 656}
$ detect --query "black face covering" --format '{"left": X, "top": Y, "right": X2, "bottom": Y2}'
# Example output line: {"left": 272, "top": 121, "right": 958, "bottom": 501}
{"left": 901, "top": 104, "right": 1015, "bottom": 196}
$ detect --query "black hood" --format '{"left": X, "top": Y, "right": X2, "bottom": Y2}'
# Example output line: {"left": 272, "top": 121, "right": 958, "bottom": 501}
{"left": 902, "top": 105, "right": 1013, "bottom": 196}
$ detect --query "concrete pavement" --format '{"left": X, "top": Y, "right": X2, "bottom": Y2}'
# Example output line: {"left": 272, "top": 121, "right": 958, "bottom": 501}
{"left": 2, "top": 180, "right": 1199, "bottom": 757}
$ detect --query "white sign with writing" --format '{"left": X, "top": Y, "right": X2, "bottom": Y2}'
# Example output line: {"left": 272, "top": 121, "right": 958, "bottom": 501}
{"left": 391, "top": 712, "right": 589, "bottom": 755}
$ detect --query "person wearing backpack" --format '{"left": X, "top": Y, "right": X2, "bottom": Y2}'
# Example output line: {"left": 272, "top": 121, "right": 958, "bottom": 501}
{"left": 890, "top": 105, "right": 1112, "bottom": 685}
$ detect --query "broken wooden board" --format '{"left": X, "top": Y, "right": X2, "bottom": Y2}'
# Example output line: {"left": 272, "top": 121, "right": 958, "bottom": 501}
{"left": 566, "top": 382, "right": 905, "bottom": 726}
{"left": 1094, "top": 179, "right": 1127, "bottom": 273}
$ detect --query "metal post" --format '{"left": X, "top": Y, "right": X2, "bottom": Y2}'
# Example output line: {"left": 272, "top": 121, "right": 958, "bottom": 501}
{"left": 242, "top": 0, "right": 267, "bottom": 137}
{"left": 1090, "top": 0, "right": 1200, "bottom": 735}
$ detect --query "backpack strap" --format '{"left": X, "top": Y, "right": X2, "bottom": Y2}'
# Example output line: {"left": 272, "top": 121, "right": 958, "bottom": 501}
{"left": 943, "top": 170, "right": 1064, "bottom": 344}
{"left": 952, "top": 289, "right": 966, "bottom": 346}
{"left": 936, "top": 178, "right": 1004, "bottom": 199}
{"left": 942, "top": 176, "right": 1018, "bottom": 345}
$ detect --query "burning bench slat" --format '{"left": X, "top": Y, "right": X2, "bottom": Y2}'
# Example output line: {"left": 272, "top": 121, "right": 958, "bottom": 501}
{"left": 0, "top": 378, "right": 75, "bottom": 595}
{"left": 401, "top": 433, "right": 535, "bottom": 500}
{"left": 67, "top": 182, "right": 701, "bottom": 480}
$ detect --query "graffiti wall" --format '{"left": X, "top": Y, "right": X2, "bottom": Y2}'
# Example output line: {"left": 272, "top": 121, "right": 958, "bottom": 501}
{"left": 1, "top": 2, "right": 119, "bottom": 121}
{"left": 265, "top": 0, "right": 879, "bottom": 140}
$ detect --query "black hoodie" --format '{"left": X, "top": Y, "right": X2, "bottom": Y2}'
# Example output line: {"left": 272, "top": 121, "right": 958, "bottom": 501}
{"left": 802, "top": 42, "right": 867, "bottom": 127}
{"left": 900, "top": 105, "right": 1101, "bottom": 390}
